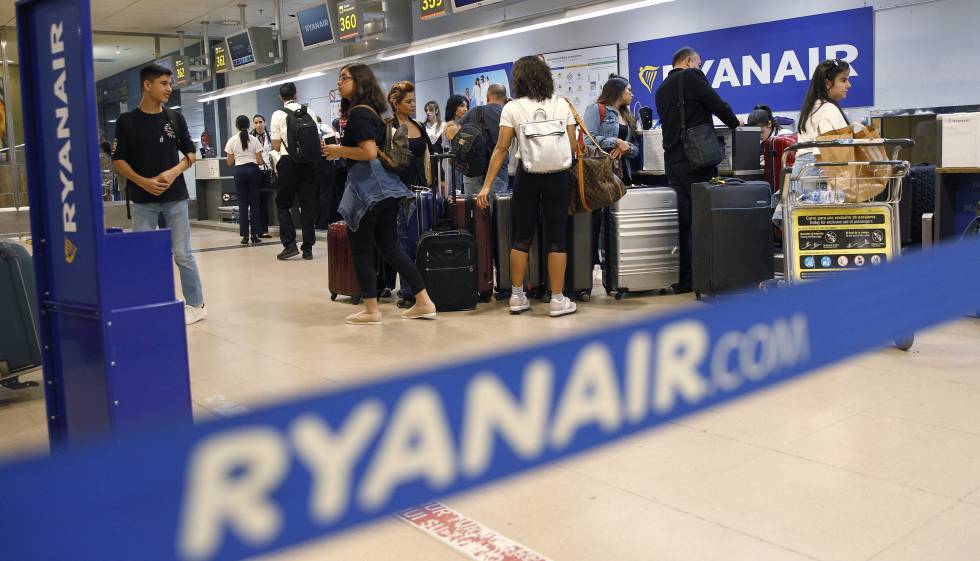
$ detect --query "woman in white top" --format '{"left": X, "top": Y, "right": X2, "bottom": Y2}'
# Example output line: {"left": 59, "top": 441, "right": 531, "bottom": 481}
{"left": 476, "top": 55, "right": 578, "bottom": 318}
{"left": 251, "top": 113, "right": 275, "bottom": 238}
{"left": 225, "top": 114, "right": 264, "bottom": 244}
{"left": 793, "top": 59, "right": 852, "bottom": 194}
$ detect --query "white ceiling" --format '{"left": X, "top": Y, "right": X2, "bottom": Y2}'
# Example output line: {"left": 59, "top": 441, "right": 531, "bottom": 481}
{"left": 1, "top": 0, "right": 314, "bottom": 79}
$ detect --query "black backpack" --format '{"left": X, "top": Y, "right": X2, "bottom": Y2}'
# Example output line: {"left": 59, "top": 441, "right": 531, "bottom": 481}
{"left": 285, "top": 105, "right": 321, "bottom": 163}
{"left": 451, "top": 107, "right": 492, "bottom": 177}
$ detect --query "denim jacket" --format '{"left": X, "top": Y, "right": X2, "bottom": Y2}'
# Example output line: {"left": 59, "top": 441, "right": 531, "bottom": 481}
{"left": 583, "top": 103, "right": 640, "bottom": 178}
{"left": 338, "top": 159, "right": 414, "bottom": 232}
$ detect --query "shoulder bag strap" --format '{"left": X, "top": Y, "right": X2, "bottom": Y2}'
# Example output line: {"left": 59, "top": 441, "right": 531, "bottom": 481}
{"left": 564, "top": 97, "right": 610, "bottom": 159}
{"left": 678, "top": 69, "right": 687, "bottom": 134}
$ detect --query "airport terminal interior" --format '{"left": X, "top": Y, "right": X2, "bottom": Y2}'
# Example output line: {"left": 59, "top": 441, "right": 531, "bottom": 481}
{"left": 2, "top": 1, "right": 980, "bottom": 560}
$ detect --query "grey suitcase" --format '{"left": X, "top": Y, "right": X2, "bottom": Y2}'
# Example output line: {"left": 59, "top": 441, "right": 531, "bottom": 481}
{"left": 603, "top": 187, "right": 680, "bottom": 299}
{"left": 492, "top": 191, "right": 548, "bottom": 301}
{"left": 0, "top": 239, "right": 42, "bottom": 389}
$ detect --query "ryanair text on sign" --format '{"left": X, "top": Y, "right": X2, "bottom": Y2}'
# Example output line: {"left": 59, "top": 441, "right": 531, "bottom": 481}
{"left": 629, "top": 8, "right": 874, "bottom": 118}
{"left": 3, "top": 238, "right": 979, "bottom": 561}
{"left": 50, "top": 20, "right": 78, "bottom": 263}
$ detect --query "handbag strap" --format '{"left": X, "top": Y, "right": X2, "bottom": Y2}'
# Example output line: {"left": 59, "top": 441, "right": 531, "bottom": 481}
{"left": 564, "top": 97, "right": 612, "bottom": 159}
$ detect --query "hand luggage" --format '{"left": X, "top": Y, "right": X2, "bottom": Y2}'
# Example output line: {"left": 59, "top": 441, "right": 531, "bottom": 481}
{"left": 398, "top": 187, "right": 444, "bottom": 300}
{"left": 492, "top": 191, "right": 514, "bottom": 299}
{"left": 904, "top": 164, "right": 936, "bottom": 247}
{"left": 602, "top": 187, "right": 680, "bottom": 299}
{"left": 0, "top": 239, "right": 42, "bottom": 388}
{"left": 563, "top": 211, "right": 594, "bottom": 301}
{"left": 416, "top": 229, "right": 479, "bottom": 311}
{"left": 762, "top": 133, "right": 797, "bottom": 192}
{"left": 435, "top": 152, "right": 493, "bottom": 302}
{"left": 327, "top": 222, "right": 362, "bottom": 304}
{"left": 692, "top": 179, "right": 774, "bottom": 298}
{"left": 446, "top": 193, "right": 494, "bottom": 302}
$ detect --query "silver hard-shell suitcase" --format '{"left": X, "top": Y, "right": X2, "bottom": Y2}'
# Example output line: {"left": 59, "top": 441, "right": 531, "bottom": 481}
{"left": 603, "top": 187, "right": 680, "bottom": 299}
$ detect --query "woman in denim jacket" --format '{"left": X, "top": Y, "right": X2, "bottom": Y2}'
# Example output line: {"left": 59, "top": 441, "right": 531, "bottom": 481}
{"left": 582, "top": 75, "right": 639, "bottom": 265}
{"left": 323, "top": 63, "right": 437, "bottom": 325}
{"left": 583, "top": 75, "right": 639, "bottom": 185}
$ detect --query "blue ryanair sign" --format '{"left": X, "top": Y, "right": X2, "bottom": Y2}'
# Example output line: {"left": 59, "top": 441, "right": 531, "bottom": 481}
{"left": 628, "top": 8, "right": 874, "bottom": 118}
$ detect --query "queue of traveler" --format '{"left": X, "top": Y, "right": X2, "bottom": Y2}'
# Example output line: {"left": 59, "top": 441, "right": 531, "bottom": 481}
{"left": 114, "top": 48, "right": 855, "bottom": 326}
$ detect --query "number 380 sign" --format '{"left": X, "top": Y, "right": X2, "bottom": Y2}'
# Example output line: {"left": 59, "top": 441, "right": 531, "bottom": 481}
{"left": 420, "top": 0, "right": 447, "bottom": 20}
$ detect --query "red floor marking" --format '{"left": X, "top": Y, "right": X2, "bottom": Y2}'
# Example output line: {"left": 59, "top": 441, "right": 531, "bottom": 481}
{"left": 398, "top": 502, "right": 554, "bottom": 561}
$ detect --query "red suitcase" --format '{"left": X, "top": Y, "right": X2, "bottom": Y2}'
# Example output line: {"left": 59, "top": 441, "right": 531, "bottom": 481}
{"left": 763, "top": 133, "right": 797, "bottom": 192}
{"left": 447, "top": 193, "right": 494, "bottom": 302}
{"left": 327, "top": 221, "right": 363, "bottom": 304}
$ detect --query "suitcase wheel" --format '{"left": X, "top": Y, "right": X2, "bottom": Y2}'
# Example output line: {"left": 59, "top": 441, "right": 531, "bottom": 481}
{"left": 479, "top": 291, "right": 493, "bottom": 303}
{"left": 541, "top": 292, "right": 552, "bottom": 304}
{"left": 351, "top": 296, "right": 363, "bottom": 305}
{"left": 614, "top": 291, "right": 626, "bottom": 301}
{"left": 695, "top": 292, "right": 703, "bottom": 301}
{"left": 494, "top": 290, "right": 511, "bottom": 301}
{"left": 895, "top": 335, "right": 914, "bottom": 352}
{"left": 579, "top": 291, "right": 591, "bottom": 302}
{"left": 330, "top": 293, "right": 338, "bottom": 301}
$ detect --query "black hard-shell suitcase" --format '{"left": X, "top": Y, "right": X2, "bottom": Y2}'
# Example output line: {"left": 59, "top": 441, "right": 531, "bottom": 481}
{"left": 416, "top": 229, "right": 479, "bottom": 311}
{"left": 0, "top": 239, "right": 42, "bottom": 388}
{"left": 692, "top": 179, "right": 774, "bottom": 297}
{"left": 563, "top": 212, "right": 593, "bottom": 301}
{"left": 905, "top": 164, "right": 936, "bottom": 247}
{"left": 493, "top": 192, "right": 547, "bottom": 301}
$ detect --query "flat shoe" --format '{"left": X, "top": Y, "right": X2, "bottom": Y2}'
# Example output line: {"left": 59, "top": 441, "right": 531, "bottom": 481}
{"left": 345, "top": 312, "right": 382, "bottom": 325}
{"left": 402, "top": 303, "right": 437, "bottom": 320}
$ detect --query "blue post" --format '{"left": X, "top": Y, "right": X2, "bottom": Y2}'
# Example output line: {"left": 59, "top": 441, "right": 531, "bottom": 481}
{"left": 16, "top": 0, "right": 192, "bottom": 448}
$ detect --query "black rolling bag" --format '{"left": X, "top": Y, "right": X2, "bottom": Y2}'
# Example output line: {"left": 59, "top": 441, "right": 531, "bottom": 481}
{"left": 692, "top": 179, "right": 774, "bottom": 298}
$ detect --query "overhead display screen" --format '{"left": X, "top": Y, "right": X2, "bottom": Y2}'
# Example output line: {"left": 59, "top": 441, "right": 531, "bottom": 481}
{"left": 297, "top": 2, "right": 335, "bottom": 50}
{"left": 452, "top": 0, "right": 503, "bottom": 12}
{"left": 212, "top": 43, "right": 229, "bottom": 74}
{"left": 173, "top": 56, "right": 190, "bottom": 88}
{"left": 420, "top": 0, "right": 448, "bottom": 20}
{"left": 336, "top": 0, "right": 361, "bottom": 40}
{"left": 225, "top": 29, "right": 256, "bottom": 70}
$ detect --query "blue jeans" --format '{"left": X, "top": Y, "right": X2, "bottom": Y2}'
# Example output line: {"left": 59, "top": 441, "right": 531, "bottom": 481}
{"left": 131, "top": 199, "right": 204, "bottom": 307}
{"left": 462, "top": 174, "right": 509, "bottom": 196}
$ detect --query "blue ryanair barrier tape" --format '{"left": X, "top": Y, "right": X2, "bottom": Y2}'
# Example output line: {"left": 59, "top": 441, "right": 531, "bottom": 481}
{"left": 2, "top": 238, "right": 979, "bottom": 561}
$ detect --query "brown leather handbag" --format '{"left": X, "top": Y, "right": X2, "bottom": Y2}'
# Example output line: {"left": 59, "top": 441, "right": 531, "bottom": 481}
{"left": 566, "top": 100, "right": 627, "bottom": 214}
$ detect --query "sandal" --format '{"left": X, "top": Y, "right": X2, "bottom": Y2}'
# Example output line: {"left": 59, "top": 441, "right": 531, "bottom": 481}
{"left": 401, "top": 302, "right": 437, "bottom": 320}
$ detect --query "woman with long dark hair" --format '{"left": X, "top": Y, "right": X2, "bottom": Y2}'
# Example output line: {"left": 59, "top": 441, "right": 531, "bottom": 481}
{"left": 225, "top": 114, "right": 264, "bottom": 244}
{"left": 583, "top": 74, "right": 639, "bottom": 184}
{"left": 442, "top": 94, "right": 469, "bottom": 147}
{"left": 250, "top": 113, "right": 274, "bottom": 238}
{"left": 476, "top": 55, "right": 578, "bottom": 318}
{"left": 793, "top": 59, "right": 852, "bottom": 198}
{"left": 322, "top": 63, "right": 437, "bottom": 325}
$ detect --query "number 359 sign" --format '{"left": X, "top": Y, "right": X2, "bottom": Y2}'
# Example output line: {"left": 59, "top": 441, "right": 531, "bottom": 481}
{"left": 420, "top": 0, "right": 447, "bottom": 20}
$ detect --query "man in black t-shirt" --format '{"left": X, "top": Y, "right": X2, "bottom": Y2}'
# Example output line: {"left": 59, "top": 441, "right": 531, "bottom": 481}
{"left": 112, "top": 64, "right": 207, "bottom": 325}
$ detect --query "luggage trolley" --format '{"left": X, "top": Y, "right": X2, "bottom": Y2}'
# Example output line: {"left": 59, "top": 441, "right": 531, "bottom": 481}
{"left": 780, "top": 138, "right": 916, "bottom": 351}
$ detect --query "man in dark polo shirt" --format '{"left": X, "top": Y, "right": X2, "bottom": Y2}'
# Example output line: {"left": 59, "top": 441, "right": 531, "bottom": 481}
{"left": 112, "top": 64, "right": 206, "bottom": 325}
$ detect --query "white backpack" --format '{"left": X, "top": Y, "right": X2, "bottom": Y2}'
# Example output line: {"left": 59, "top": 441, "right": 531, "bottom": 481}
{"left": 515, "top": 97, "right": 573, "bottom": 174}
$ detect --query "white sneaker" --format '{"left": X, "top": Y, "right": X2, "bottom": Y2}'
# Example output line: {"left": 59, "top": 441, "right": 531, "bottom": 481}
{"left": 184, "top": 304, "right": 207, "bottom": 325}
{"left": 549, "top": 296, "right": 577, "bottom": 317}
{"left": 509, "top": 292, "right": 531, "bottom": 314}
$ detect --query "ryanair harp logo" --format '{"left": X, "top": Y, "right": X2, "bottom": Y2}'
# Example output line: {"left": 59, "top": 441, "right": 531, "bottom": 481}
{"left": 64, "top": 238, "right": 78, "bottom": 264}
{"left": 638, "top": 65, "right": 660, "bottom": 93}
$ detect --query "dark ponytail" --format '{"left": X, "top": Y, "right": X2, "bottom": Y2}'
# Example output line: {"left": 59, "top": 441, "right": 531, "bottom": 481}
{"left": 235, "top": 114, "right": 251, "bottom": 149}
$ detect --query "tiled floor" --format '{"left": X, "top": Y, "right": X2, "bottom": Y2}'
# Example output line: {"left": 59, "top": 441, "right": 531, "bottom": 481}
{"left": 2, "top": 229, "right": 979, "bottom": 561}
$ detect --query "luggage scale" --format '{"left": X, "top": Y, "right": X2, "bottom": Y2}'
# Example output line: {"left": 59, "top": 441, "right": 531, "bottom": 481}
{"left": 775, "top": 138, "right": 916, "bottom": 351}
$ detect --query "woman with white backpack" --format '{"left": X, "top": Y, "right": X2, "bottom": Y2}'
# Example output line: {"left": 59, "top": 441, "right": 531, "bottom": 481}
{"left": 476, "top": 55, "right": 578, "bottom": 318}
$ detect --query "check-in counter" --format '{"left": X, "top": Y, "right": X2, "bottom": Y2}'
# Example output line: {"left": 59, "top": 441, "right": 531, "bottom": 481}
{"left": 194, "top": 158, "right": 235, "bottom": 221}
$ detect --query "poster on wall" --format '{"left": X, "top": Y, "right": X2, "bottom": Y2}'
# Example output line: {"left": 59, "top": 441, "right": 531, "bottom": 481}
{"left": 542, "top": 44, "right": 620, "bottom": 112}
{"left": 627, "top": 7, "right": 874, "bottom": 118}
{"left": 448, "top": 62, "right": 513, "bottom": 107}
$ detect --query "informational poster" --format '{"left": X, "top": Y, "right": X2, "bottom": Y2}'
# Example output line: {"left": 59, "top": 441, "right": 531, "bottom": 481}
{"left": 542, "top": 44, "right": 620, "bottom": 111}
{"left": 448, "top": 62, "right": 512, "bottom": 107}
{"left": 790, "top": 206, "right": 893, "bottom": 280}
{"left": 628, "top": 8, "right": 874, "bottom": 118}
